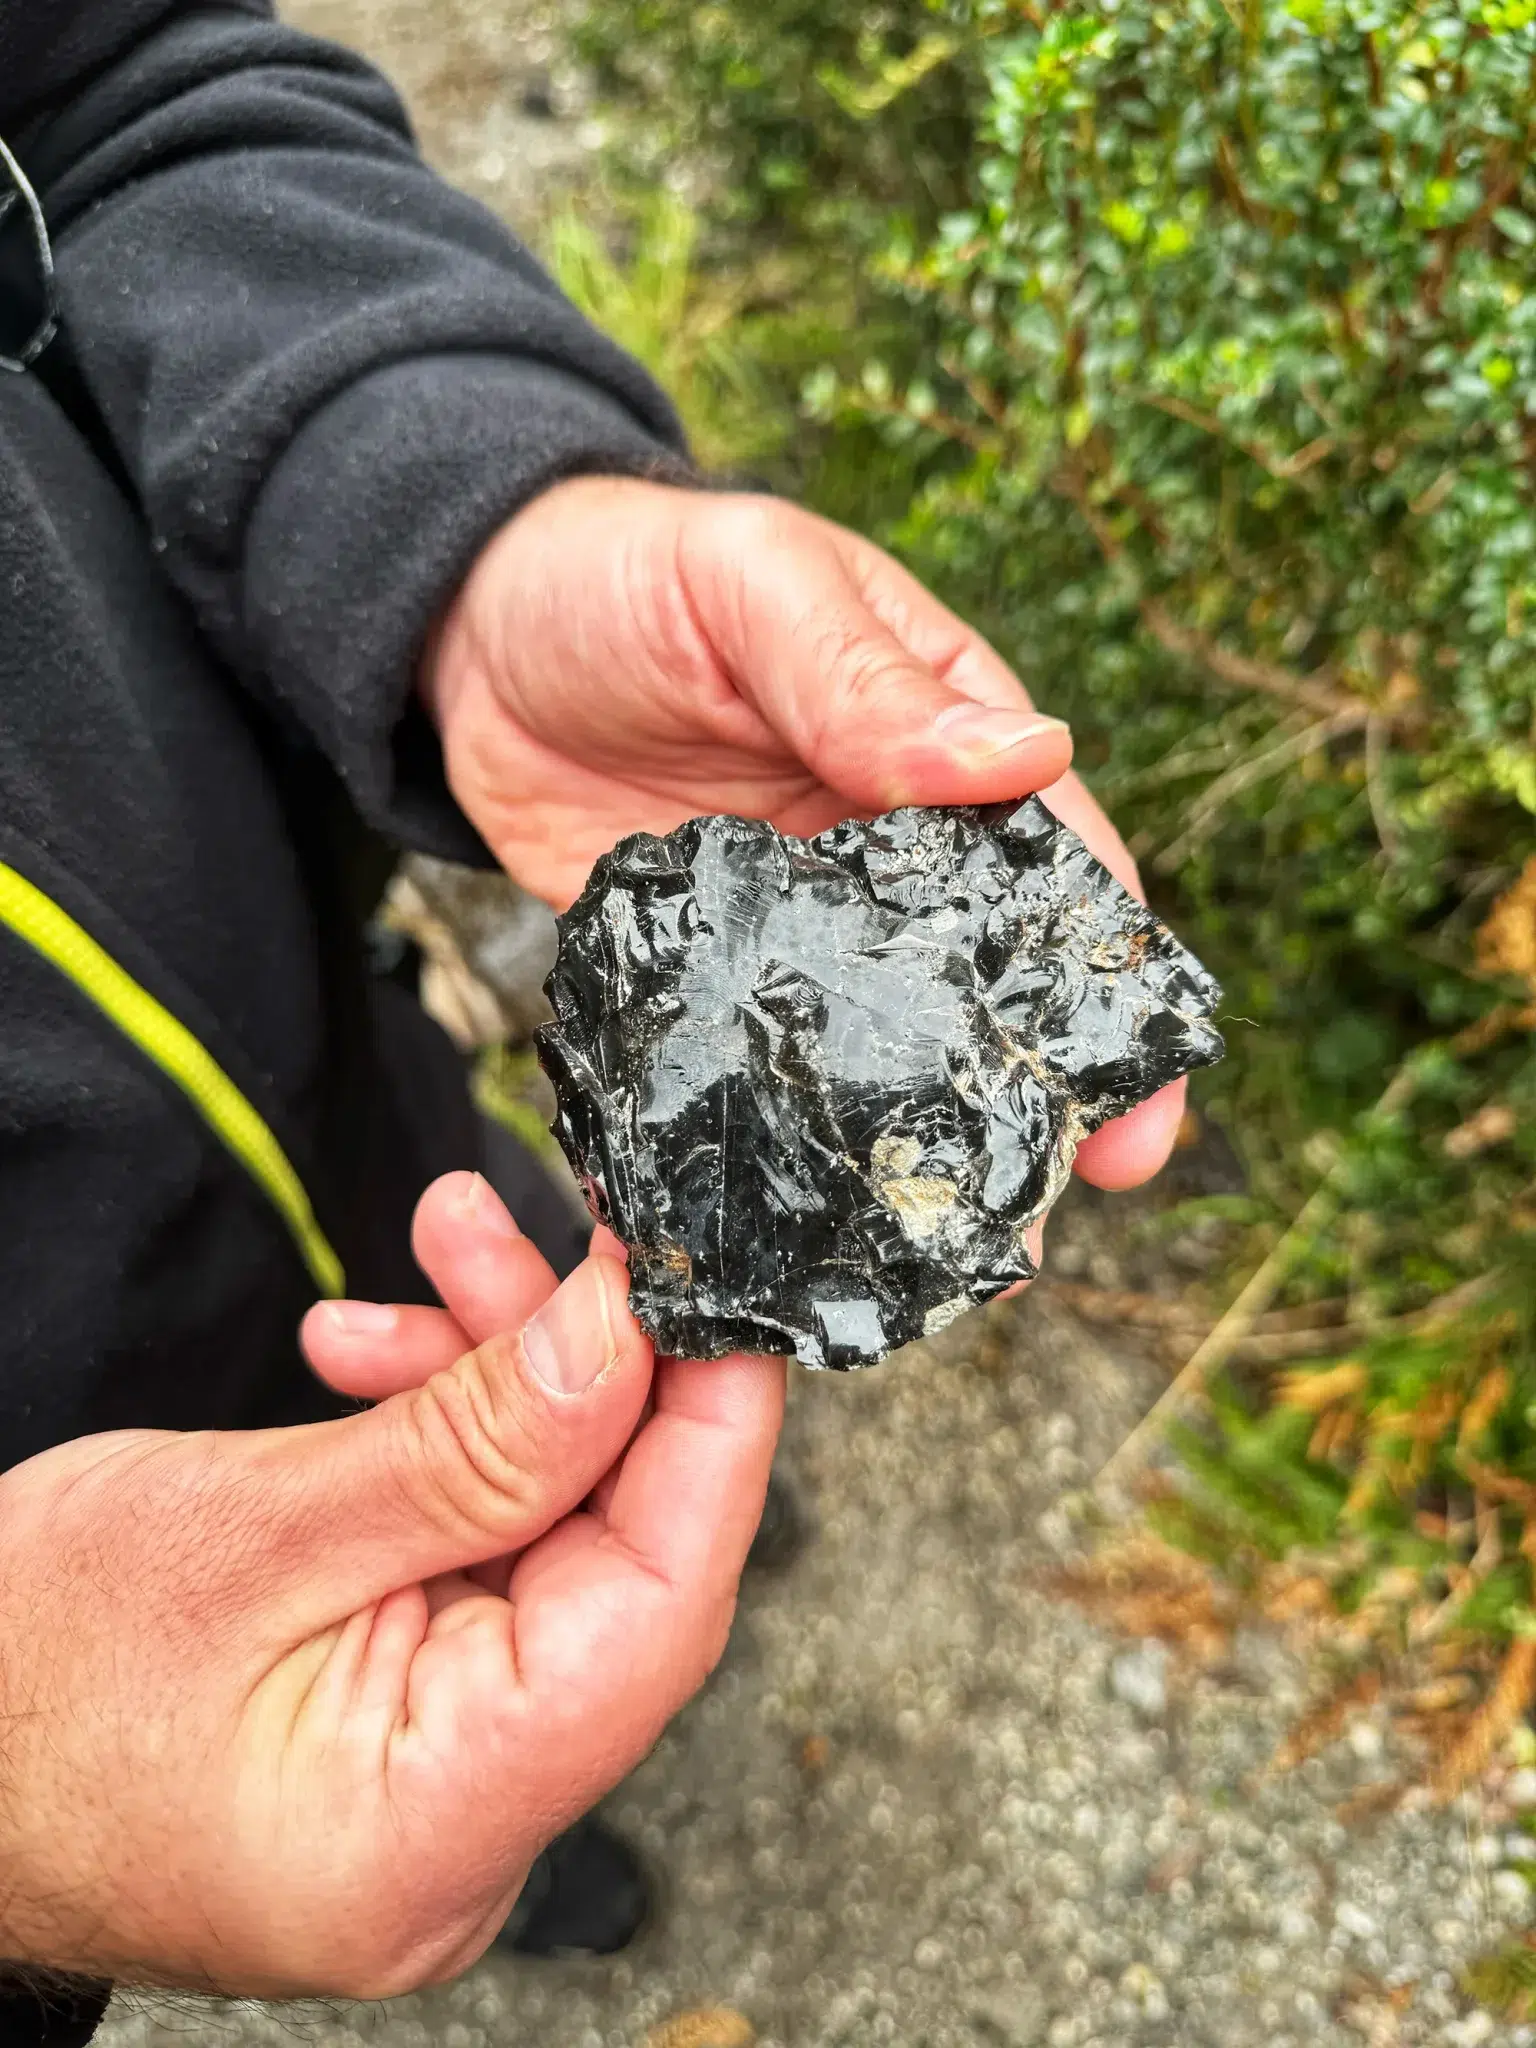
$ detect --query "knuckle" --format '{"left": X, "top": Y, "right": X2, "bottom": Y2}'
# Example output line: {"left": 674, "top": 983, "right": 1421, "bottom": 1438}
{"left": 396, "top": 1348, "right": 551, "bottom": 1548}
{"left": 811, "top": 619, "right": 909, "bottom": 723}
{"left": 679, "top": 494, "right": 798, "bottom": 612}
{"left": 716, "top": 492, "right": 798, "bottom": 557}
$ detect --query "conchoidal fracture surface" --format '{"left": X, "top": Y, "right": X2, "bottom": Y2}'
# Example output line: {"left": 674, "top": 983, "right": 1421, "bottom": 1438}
{"left": 540, "top": 799, "right": 1222, "bottom": 1367}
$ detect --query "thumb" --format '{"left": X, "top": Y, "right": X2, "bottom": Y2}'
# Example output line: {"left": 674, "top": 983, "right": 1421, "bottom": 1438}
{"left": 247, "top": 1255, "right": 654, "bottom": 1622}
{"left": 695, "top": 500, "right": 1075, "bottom": 811}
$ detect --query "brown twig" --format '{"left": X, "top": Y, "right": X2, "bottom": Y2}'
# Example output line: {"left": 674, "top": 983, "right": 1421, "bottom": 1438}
{"left": 1137, "top": 390, "right": 1336, "bottom": 483}
{"left": 1049, "top": 1274, "right": 1493, "bottom": 1366}
{"left": 1096, "top": 1060, "right": 1422, "bottom": 1491}
{"left": 860, "top": 391, "right": 1002, "bottom": 456}
{"left": 1232, "top": 1288, "right": 1490, "bottom": 1365}
{"left": 1431, "top": 1637, "right": 1536, "bottom": 1802}
{"left": 1044, "top": 1280, "right": 1338, "bottom": 1334}
{"left": 1139, "top": 599, "right": 1361, "bottom": 721}
{"left": 937, "top": 349, "right": 1012, "bottom": 429}
{"left": 1154, "top": 707, "right": 1364, "bottom": 873}
{"left": 1051, "top": 459, "right": 1368, "bottom": 721}
{"left": 1421, "top": 144, "right": 1524, "bottom": 319}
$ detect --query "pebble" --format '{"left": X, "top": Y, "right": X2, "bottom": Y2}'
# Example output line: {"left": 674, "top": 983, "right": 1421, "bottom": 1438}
{"left": 1109, "top": 1640, "right": 1169, "bottom": 1719}
{"left": 1334, "top": 1901, "right": 1380, "bottom": 1941}
{"left": 1448, "top": 2017, "right": 1497, "bottom": 2047}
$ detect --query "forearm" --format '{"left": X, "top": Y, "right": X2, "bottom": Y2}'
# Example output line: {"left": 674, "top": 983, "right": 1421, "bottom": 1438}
{"left": 0, "top": 1564, "right": 116, "bottom": 2048}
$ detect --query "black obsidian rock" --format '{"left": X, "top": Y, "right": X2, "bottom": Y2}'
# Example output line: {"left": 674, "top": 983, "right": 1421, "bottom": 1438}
{"left": 539, "top": 800, "right": 1223, "bottom": 1369}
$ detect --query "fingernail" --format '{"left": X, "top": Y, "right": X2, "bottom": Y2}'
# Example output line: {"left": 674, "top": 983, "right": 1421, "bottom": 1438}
{"left": 452, "top": 1171, "right": 519, "bottom": 1240}
{"left": 522, "top": 1266, "right": 615, "bottom": 1396}
{"left": 936, "top": 703, "right": 1071, "bottom": 756}
{"left": 324, "top": 1301, "right": 399, "bottom": 1338}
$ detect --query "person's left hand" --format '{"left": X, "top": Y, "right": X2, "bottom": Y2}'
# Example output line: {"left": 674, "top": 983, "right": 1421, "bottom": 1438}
{"left": 423, "top": 477, "right": 1179, "bottom": 1191}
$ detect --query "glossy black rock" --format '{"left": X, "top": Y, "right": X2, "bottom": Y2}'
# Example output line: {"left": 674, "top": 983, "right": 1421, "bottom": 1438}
{"left": 539, "top": 800, "right": 1223, "bottom": 1369}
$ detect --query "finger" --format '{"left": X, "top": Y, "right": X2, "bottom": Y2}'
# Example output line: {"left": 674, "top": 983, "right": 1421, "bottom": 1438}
{"left": 453, "top": 1352, "right": 786, "bottom": 1830}
{"left": 590, "top": 1222, "right": 629, "bottom": 1264}
{"left": 1032, "top": 779, "right": 1182, "bottom": 1191}
{"left": 251, "top": 1253, "right": 655, "bottom": 1618}
{"left": 993, "top": 1217, "right": 1046, "bottom": 1301}
{"left": 301, "top": 1300, "right": 471, "bottom": 1400}
{"left": 299, "top": 1169, "right": 564, "bottom": 1401}
{"left": 411, "top": 1171, "right": 560, "bottom": 1344}
{"left": 587, "top": 1383, "right": 654, "bottom": 1519}
{"left": 784, "top": 555, "right": 1145, "bottom": 902}
{"left": 830, "top": 523, "right": 1044, "bottom": 716}
{"left": 1074, "top": 1080, "right": 1188, "bottom": 1190}
{"left": 514, "top": 1352, "right": 784, "bottom": 1628}
{"left": 580, "top": 1223, "right": 638, "bottom": 1518}
{"left": 697, "top": 500, "right": 1074, "bottom": 812}
{"left": 1037, "top": 769, "right": 1143, "bottom": 897}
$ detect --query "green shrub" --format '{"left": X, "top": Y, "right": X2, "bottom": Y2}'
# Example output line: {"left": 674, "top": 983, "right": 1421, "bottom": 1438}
{"left": 572, "top": 0, "right": 978, "bottom": 244}
{"left": 567, "top": 0, "right": 1536, "bottom": 1747}
{"left": 544, "top": 191, "right": 791, "bottom": 471}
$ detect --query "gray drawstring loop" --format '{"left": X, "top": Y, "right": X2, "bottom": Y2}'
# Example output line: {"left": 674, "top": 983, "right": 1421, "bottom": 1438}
{"left": 0, "top": 132, "right": 57, "bottom": 373}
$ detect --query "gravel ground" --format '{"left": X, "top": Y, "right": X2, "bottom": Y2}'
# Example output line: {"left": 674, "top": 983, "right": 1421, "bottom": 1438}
{"left": 93, "top": 8, "right": 1536, "bottom": 2042}
{"left": 99, "top": 1184, "right": 1536, "bottom": 2048}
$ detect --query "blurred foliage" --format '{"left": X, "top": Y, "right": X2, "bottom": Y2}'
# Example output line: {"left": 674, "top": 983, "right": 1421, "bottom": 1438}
{"left": 571, "top": 0, "right": 979, "bottom": 242}
{"left": 1466, "top": 1888, "right": 1536, "bottom": 2019}
{"left": 473, "top": 1044, "right": 560, "bottom": 1163}
{"left": 567, "top": 0, "right": 1536, "bottom": 1762}
{"left": 545, "top": 191, "right": 798, "bottom": 472}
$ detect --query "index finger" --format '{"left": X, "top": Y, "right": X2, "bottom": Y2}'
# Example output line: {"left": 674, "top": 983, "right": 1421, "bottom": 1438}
{"left": 1034, "top": 781, "right": 1186, "bottom": 1190}
{"left": 395, "top": 1348, "right": 783, "bottom": 1897}
{"left": 509, "top": 1350, "right": 785, "bottom": 1621}
{"left": 1073, "top": 1080, "right": 1187, "bottom": 1190}
{"left": 493, "top": 1349, "right": 786, "bottom": 1806}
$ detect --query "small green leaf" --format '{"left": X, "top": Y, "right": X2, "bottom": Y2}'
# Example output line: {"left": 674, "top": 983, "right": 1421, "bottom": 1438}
{"left": 1101, "top": 200, "right": 1146, "bottom": 246}
{"left": 1494, "top": 208, "right": 1536, "bottom": 246}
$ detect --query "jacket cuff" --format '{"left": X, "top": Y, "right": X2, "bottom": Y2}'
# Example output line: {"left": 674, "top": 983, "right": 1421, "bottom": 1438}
{"left": 0, "top": 1978, "right": 112, "bottom": 2047}
{"left": 241, "top": 353, "right": 693, "bottom": 864}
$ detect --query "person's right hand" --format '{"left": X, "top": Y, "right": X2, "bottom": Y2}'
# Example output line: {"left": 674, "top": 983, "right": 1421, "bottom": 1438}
{"left": 0, "top": 1173, "right": 783, "bottom": 1998}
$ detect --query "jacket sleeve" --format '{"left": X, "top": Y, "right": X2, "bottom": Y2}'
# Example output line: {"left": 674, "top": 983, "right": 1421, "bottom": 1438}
{"left": 0, "top": 1982, "right": 111, "bottom": 2048}
{"left": 8, "top": 3, "right": 691, "bottom": 860}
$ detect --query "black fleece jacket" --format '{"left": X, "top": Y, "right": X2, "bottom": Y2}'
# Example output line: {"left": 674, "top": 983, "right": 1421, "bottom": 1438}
{"left": 0, "top": 7, "right": 683, "bottom": 2036}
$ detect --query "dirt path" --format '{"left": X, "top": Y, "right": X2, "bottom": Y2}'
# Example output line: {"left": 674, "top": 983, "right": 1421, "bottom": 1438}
{"left": 100, "top": 1190, "right": 1536, "bottom": 2047}
{"left": 288, "top": 0, "right": 599, "bottom": 232}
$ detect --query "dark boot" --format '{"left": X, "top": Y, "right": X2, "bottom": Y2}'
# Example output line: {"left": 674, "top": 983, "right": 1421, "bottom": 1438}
{"left": 747, "top": 1468, "right": 810, "bottom": 1573}
{"left": 494, "top": 1817, "right": 649, "bottom": 1959}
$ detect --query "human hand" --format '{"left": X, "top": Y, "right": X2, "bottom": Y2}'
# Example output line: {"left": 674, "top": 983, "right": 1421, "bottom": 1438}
{"left": 0, "top": 1173, "right": 782, "bottom": 1998}
{"left": 423, "top": 478, "right": 1179, "bottom": 1191}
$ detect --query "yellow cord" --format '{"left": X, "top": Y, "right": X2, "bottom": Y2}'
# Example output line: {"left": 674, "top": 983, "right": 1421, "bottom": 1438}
{"left": 0, "top": 860, "right": 344, "bottom": 1298}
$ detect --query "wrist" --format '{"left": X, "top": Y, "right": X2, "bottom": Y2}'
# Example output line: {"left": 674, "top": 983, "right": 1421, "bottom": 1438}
{"left": 0, "top": 1473, "right": 123, "bottom": 1986}
{"left": 0, "top": 1728, "right": 105, "bottom": 1982}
